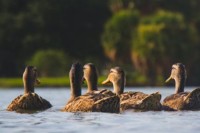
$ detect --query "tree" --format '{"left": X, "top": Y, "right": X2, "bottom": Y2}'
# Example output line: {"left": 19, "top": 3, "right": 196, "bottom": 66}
{"left": 28, "top": 50, "right": 70, "bottom": 77}
{"left": 102, "top": 10, "right": 139, "bottom": 64}
{"left": 131, "top": 10, "right": 197, "bottom": 85}
{"left": 0, "top": 0, "right": 111, "bottom": 76}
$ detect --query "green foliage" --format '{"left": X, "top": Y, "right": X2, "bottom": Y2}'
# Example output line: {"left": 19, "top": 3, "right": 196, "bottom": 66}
{"left": 1, "top": 0, "right": 200, "bottom": 85}
{"left": 102, "top": 10, "right": 139, "bottom": 63}
{"left": 131, "top": 10, "right": 198, "bottom": 85}
{"left": 0, "top": 0, "right": 110, "bottom": 76}
{"left": 0, "top": 78, "right": 23, "bottom": 87}
{"left": 38, "top": 77, "right": 70, "bottom": 87}
{"left": 138, "top": 10, "right": 193, "bottom": 61}
{"left": 101, "top": 6, "right": 200, "bottom": 85}
{"left": 0, "top": 77, "right": 70, "bottom": 87}
{"left": 0, "top": 76, "right": 109, "bottom": 88}
{"left": 28, "top": 50, "right": 70, "bottom": 77}
{"left": 132, "top": 23, "right": 165, "bottom": 59}
{"left": 142, "top": 10, "right": 184, "bottom": 25}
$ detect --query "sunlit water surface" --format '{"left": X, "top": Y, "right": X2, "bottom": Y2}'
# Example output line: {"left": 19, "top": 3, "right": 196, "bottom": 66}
{"left": 0, "top": 87, "right": 200, "bottom": 133}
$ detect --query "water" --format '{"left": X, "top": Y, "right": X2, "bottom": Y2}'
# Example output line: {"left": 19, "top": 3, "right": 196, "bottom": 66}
{"left": 0, "top": 87, "right": 200, "bottom": 133}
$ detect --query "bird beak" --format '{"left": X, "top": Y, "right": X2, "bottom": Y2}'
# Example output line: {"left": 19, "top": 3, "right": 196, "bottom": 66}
{"left": 102, "top": 78, "right": 110, "bottom": 85}
{"left": 165, "top": 76, "right": 172, "bottom": 83}
{"left": 82, "top": 77, "right": 85, "bottom": 84}
{"left": 35, "top": 79, "right": 41, "bottom": 85}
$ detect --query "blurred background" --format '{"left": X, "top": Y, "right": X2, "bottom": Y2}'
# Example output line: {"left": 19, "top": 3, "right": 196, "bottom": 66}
{"left": 0, "top": 0, "right": 200, "bottom": 86}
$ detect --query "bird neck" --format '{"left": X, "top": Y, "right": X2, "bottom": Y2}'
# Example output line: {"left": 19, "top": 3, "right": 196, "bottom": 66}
{"left": 70, "top": 80, "right": 81, "bottom": 100}
{"left": 113, "top": 80, "right": 124, "bottom": 95}
{"left": 23, "top": 77, "right": 34, "bottom": 94}
{"left": 86, "top": 78, "right": 97, "bottom": 92}
{"left": 175, "top": 76, "right": 185, "bottom": 94}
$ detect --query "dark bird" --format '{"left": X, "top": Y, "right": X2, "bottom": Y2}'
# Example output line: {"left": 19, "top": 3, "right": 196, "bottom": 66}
{"left": 163, "top": 63, "right": 200, "bottom": 111}
{"left": 7, "top": 66, "right": 52, "bottom": 113}
{"left": 63, "top": 63, "right": 120, "bottom": 113}
{"left": 102, "top": 67, "right": 162, "bottom": 111}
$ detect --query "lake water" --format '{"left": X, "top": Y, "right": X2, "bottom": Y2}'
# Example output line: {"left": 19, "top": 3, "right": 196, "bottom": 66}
{"left": 0, "top": 87, "right": 200, "bottom": 133}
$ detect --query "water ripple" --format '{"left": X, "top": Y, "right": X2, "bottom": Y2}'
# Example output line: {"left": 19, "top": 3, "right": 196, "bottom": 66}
{"left": 0, "top": 87, "right": 200, "bottom": 133}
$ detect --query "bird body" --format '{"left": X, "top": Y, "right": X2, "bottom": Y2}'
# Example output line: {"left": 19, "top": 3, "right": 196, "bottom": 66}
{"left": 63, "top": 63, "right": 120, "bottom": 113}
{"left": 7, "top": 93, "right": 52, "bottom": 113}
{"left": 120, "top": 91, "right": 161, "bottom": 111}
{"left": 7, "top": 66, "right": 52, "bottom": 113}
{"left": 163, "top": 88, "right": 200, "bottom": 111}
{"left": 163, "top": 63, "right": 200, "bottom": 111}
{"left": 64, "top": 89, "right": 119, "bottom": 113}
{"left": 102, "top": 67, "right": 162, "bottom": 111}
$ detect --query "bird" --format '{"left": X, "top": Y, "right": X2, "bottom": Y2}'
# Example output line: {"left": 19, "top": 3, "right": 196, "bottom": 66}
{"left": 102, "top": 66, "right": 162, "bottom": 111}
{"left": 163, "top": 63, "right": 200, "bottom": 111}
{"left": 7, "top": 66, "right": 52, "bottom": 113}
{"left": 63, "top": 63, "right": 120, "bottom": 113}
{"left": 82, "top": 63, "right": 98, "bottom": 93}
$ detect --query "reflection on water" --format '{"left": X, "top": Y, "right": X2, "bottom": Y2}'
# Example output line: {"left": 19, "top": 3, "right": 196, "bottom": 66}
{"left": 0, "top": 87, "right": 200, "bottom": 133}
